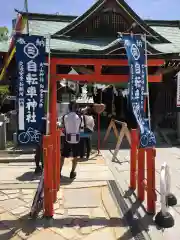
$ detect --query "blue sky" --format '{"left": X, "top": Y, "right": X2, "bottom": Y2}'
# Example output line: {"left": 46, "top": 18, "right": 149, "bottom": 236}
{"left": 0, "top": 0, "right": 179, "bottom": 30}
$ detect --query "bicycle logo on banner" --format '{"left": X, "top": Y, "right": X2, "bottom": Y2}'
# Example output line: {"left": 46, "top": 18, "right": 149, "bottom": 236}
{"left": 140, "top": 131, "right": 156, "bottom": 148}
{"left": 18, "top": 127, "right": 41, "bottom": 144}
{"left": 132, "top": 103, "right": 156, "bottom": 148}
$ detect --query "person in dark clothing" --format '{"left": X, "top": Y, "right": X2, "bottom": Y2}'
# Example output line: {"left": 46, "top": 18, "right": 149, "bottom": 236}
{"left": 102, "top": 85, "right": 114, "bottom": 116}
{"left": 79, "top": 105, "right": 95, "bottom": 159}
{"left": 124, "top": 96, "right": 138, "bottom": 129}
{"left": 114, "top": 89, "right": 124, "bottom": 120}
{"left": 80, "top": 107, "right": 95, "bottom": 159}
{"left": 92, "top": 88, "right": 102, "bottom": 104}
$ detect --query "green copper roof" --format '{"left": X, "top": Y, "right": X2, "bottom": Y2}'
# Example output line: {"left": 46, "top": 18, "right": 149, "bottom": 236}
{"left": 49, "top": 38, "right": 114, "bottom": 52}
{"left": 150, "top": 26, "right": 180, "bottom": 53}
{"left": 22, "top": 19, "right": 114, "bottom": 53}
{"left": 22, "top": 19, "right": 159, "bottom": 54}
{"left": 22, "top": 20, "right": 69, "bottom": 36}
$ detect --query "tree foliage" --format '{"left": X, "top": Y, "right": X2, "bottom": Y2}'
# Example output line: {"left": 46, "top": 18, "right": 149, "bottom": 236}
{"left": 0, "top": 85, "right": 10, "bottom": 105}
{"left": 0, "top": 27, "right": 9, "bottom": 41}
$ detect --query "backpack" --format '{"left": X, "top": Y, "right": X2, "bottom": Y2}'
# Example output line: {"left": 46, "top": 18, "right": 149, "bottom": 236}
{"left": 84, "top": 115, "right": 94, "bottom": 133}
{"left": 63, "top": 112, "right": 82, "bottom": 144}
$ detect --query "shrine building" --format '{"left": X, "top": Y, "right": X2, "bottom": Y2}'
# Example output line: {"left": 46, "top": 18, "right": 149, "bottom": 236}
{"left": 1, "top": 0, "right": 180, "bottom": 144}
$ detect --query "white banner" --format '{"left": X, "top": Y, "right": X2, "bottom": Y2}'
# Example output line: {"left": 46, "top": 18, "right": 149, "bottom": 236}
{"left": 18, "top": 98, "right": 24, "bottom": 130}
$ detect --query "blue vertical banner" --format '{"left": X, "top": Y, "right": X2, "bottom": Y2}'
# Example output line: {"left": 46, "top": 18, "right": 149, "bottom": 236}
{"left": 119, "top": 34, "right": 156, "bottom": 148}
{"left": 15, "top": 34, "right": 46, "bottom": 145}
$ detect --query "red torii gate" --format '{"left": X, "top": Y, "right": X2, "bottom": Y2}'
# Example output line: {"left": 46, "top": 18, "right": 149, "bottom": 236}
{"left": 43, "top": 55, "right": 164, "bottom": 217}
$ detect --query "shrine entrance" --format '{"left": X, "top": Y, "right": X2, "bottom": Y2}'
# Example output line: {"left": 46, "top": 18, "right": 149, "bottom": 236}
{"left": 40, "top": 54, "right": 164, "bottom": 217}
{"left": 48, "top": 54, "right": 164, "bottom": 146}
{"left": 49, "top": 54, "right": 164, "bottom": 149}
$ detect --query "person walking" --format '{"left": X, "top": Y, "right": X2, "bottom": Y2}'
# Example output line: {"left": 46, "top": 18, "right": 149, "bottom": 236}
{"left": 60, "top": 101, "right": 82, "bottom": 179}
{"left": 79, "top": 106, "right": 95, "bottom": 159}
{"left": 84, "top": 108, "right": 95, "bottom": 159}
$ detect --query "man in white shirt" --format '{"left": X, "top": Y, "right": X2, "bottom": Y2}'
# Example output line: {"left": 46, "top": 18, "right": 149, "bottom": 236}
{"left": 60, "top": 101, "right": 81, "bottom": 179}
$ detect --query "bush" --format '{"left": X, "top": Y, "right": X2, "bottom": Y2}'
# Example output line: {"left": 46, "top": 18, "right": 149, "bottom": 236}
{"left": 0, "top": 85, "right": 10, "bottom": 103}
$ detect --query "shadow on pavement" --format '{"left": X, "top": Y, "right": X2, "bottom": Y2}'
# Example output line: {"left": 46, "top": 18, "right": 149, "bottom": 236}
{"left": 0, "top": 214, "right": 133, "bottom": 240}
{"left": 16, "top": 172, "right": 74, "bottom": 186}
{"left": 16, "top": 171, "right": 41, "bottom": 181}
{"left": 108, "top": 180, "right": 156, "bottom": 240}
{"left": 60, "top": 175, "right": 74, "bottom": 185}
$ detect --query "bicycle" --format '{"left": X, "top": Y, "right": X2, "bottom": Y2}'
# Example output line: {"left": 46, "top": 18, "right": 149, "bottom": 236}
{"left": 30, "top": 170, "right": 44, "bottom": 218}
{"left": 140, "top": 132, "right": 156, "bottom": 148}
{"left": 18, "top": 127, "right": 41, "bottom": 144}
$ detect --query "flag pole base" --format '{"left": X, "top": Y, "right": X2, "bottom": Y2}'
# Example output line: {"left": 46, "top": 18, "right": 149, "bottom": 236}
{"left": 166, "top": 193, "right": 177, "bottom": 206}
{"left": 155, "top": 211, "right": 174, "bottom": 228}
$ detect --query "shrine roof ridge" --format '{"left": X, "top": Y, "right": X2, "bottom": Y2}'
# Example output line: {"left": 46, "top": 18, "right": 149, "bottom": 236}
{"left": 145, "top": 19, "right": 180, "bottom": 27}
{"left": 15, "top": 9, "right": 77, "bottom": 22}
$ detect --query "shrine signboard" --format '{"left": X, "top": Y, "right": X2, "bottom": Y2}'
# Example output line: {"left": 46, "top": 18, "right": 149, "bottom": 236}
{"left": 15, "top": 34, "right": 46, "bottom": 145}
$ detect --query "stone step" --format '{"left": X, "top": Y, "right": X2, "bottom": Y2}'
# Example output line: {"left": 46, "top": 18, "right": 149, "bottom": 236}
{"left": 0, "top": 147, "right": 35, "bottom": 155}
{"left": 0, "top": 154, "right": 35, "bottom": 163}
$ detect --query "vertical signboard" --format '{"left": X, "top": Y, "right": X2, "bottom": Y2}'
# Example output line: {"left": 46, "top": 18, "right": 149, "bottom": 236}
{"left": 16, "top": 35, "right": 46, "bottom": 145}
{"left": 119, "top": 34, "right": 156, "bottom": 148}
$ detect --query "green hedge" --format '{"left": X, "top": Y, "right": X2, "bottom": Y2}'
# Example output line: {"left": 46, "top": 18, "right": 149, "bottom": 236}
{"left": 0, "top": 85, "right": 10, "bottom": 95}
{"left": 0, "top": 85, "right": 10, "bottom": 103}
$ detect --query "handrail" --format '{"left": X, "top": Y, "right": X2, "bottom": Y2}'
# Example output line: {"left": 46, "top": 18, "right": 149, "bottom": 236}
{"left": 112, "top": 120, "right": 131, "bottom": 162}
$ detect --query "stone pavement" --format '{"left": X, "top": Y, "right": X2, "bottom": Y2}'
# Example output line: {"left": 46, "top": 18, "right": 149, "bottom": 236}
{"left": 101, "top": 147, "right": 180, "bottom": 240}
{"left": 0, "top": 151, "right": 132, "bottom": 240}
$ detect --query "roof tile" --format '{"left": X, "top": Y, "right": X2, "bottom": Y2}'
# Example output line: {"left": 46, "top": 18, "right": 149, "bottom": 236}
{"left": 151, "top": 26, "right": 180, "bottom": 53}
{"left": 23, "top": 20, "right": 69, "bottom": 36}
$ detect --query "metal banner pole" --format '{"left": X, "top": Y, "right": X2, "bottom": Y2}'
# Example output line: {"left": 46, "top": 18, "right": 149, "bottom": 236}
{"left": 24, "top": 0, "right": 30, "bottom": 34}
{"left": 144, "top": 34, "right": 151, "bottom": 130}
{"left": 46, "top": 34, "right": 51, "bottom": 135}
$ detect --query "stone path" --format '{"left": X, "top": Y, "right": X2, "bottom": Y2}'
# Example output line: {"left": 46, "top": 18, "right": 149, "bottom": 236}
{"left": 101, "top": 147, "right": 180, "bottom": 240}
{"left": 0, "top": 152, "right": 131, "bottom": 239}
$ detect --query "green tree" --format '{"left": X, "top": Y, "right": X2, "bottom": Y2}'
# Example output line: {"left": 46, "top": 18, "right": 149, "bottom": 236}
{"left": 0, "top": 27, "right": 9, "bottom": 41}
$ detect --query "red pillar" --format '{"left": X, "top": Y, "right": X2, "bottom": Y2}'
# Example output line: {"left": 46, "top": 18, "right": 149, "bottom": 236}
{"left": 130, "top": 129, "right": 138, "bottom": 190}
{"left": 56, "top": 129, "right": 61, "bottom": 190}
{"left": 146, "top": 148, "right": 156, "bottom": 214}
{"left": 137, "top": 148, "right": 145, "bottom": 202}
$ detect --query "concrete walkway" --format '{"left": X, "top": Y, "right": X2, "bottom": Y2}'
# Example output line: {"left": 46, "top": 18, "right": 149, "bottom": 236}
{"left": 101, "top": 147, "right": 180, "bottom": 240}
{"left": 0, "top": 152, "right": 131, "bottom": 240}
